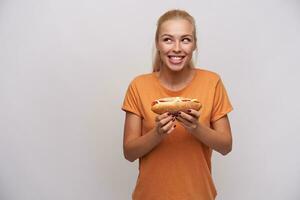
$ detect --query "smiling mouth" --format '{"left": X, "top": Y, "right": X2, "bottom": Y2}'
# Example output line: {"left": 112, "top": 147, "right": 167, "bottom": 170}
{"left": 168, "top": 56, "right": 186, "bottom": 64}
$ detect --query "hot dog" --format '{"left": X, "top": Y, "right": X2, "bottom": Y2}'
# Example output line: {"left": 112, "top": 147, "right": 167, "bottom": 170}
{"left": 151, "top": 97, "right": 202, "bottom": 115}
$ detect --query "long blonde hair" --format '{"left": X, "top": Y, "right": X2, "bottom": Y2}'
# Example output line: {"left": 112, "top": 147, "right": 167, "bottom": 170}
{"left": 152, "top": 9, "right": 198, "bottom": 72}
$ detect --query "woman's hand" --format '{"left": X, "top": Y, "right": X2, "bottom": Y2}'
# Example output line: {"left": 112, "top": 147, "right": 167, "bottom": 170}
{"left": 155, "top": 112, "right": 176, "bottom": 135}
{"left": 123, "top": 112, "right": 177, "bottom": 162}
{"left": 176, "top": 110, "right": 232, "bottom": 155}
{"left": 175, "top": 109, "right": 200, "bottom": 134}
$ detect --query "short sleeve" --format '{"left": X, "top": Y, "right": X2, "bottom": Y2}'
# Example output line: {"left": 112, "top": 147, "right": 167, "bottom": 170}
{"left": 121, "top": 80, "right": 142, "bottom": 117}
{"left": 211, "top": 78, "right": 233, "bottom": 122}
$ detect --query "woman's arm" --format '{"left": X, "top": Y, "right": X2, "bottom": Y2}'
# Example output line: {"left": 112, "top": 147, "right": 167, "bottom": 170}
{"left": 193, "top": 116, "right": 232, "bottom": 155}
{"left": 123, "top": 112, "right": 175, "bottom": 162}
{"left": 176, "top": 111, "right": 232, "bottom": 155}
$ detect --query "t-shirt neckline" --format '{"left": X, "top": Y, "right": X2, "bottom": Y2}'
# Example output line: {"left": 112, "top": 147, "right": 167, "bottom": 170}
{"left": 152, "top": 69, "right": 198, "bottom": 96}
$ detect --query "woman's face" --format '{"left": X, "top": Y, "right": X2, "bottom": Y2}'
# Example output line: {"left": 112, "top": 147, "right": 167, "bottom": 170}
{"left": 157, "top": 19, "right": 196, "bottom": 72}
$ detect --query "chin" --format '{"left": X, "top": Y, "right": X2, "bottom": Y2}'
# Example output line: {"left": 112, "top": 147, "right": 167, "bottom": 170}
{"left": 169, "top": 65, "right": 185, "bottom": 72}
{"left": 165, "top": 62, "right": 188, "bottom": 72}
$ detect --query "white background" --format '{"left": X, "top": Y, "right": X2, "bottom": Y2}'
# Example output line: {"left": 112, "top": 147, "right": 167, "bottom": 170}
{"left": 1, "top": 0, "right": 300, "bottom": 199}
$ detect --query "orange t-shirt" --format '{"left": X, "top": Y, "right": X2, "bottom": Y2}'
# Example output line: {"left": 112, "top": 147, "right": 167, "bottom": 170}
{"left": 122, "top": 68, "right": 233, "bottom": 200}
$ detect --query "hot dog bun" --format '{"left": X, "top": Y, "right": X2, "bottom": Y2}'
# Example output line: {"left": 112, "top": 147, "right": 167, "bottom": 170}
{"left": 151, "top": 97, "right": 202, "bottom": 114}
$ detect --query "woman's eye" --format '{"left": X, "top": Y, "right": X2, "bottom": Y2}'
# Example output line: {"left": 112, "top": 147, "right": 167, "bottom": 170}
{"left": 182, "top": 38, "right": 191, "bottom": 43}
{"left": 163, "top": 38, "right": 172, "bottom": 42}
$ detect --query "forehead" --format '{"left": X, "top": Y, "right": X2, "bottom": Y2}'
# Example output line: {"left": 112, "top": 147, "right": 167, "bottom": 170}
{"left": 159, "top": 19, "right": 194, "bottom": 36}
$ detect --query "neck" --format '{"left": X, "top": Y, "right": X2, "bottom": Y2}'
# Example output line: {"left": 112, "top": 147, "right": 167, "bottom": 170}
{"left": 157, "top": 66, "right": 195, "bottom": 90}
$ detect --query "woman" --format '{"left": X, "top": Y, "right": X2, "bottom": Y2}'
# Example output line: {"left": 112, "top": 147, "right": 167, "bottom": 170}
{"left": 122, "top": 9, "right": 233, "bottom": 200}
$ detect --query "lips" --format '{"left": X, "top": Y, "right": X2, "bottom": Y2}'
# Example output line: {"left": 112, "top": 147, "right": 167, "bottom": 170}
{"left": 168, "top": 55, "right": 185, "bottom": 64}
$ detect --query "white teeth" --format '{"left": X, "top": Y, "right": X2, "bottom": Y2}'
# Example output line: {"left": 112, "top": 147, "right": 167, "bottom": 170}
{"left": 168, "top": 56, "right": 185, "bottom": 64}
{"left": 170, "top": 56, "right": 183, "bottom": 60}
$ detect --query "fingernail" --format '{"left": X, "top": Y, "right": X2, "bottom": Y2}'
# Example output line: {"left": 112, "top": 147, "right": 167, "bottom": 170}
{"left": 167, "top": 112, "right": 171, "bottom": 116}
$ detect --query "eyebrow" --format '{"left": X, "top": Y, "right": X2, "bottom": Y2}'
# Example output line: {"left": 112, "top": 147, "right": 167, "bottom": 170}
{"left": 160, "top": 34, "right": 193, "bottom": 38}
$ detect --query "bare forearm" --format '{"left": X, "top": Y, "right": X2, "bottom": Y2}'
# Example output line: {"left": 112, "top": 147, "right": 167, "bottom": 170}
{"left": 124, "top": 129, "right": 164, "bottom": 162}
{"left": 192, "top": 124, "right": 232, "bottom": 155}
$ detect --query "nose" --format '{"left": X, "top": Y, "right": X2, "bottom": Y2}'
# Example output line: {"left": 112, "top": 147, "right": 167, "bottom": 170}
{"left": 173, "top": 41, "right": 182, "bottom": 52}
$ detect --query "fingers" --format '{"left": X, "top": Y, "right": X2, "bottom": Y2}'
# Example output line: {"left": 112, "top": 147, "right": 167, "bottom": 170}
{"left": 157, "top": 115, "right": 173, "bottom": 128}
{"left": 175, "top": 110, "right": 200, "bottom": 130}
{"left": 160, "top": 118, "right": 176, "bottom": 134}
{"left": 156, "top": 112, "right": 176, "bottom": 135}
{"left": 176, "top": 115, "right": 193, "bottom": 126}
{"left": 177, "top": 110, "right": 198, "bottom": 123}
{"left": 155, "top": 112, "right": 171, "bottom": 122}
{"left": 154, "top": 109, "right": 200, "bottom": 135}
{"left": 166, "top": 123, "right": 176, "bottom": 134}
{"left": 186, "top": 109, "right": 200, "bottom": 119}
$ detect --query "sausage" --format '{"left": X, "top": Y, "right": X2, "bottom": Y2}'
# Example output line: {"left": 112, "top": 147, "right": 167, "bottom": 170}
{"left": 151, "top": 97, "right": 201, "bottom": 114}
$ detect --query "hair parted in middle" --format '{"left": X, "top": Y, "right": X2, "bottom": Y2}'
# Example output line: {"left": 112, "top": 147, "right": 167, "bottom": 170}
{"left": 152, "top": 9, "right": 198, "bottom": 72}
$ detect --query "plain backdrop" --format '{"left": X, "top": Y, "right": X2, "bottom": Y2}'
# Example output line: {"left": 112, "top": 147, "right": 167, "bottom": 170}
{"left": 1, "top": 0, "right": 300, "bottom": 199}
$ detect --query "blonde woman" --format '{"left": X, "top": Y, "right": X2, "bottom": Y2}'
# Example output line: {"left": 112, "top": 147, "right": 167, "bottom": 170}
{"left": 122, "top": 9, "right": 233, "bottom": 200}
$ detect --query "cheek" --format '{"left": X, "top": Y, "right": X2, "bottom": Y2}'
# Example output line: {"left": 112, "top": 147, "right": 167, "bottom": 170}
{"left": 158, "top": 44, "right": 172, "bottom": 54}
{"left": 183, "top": 45, "right": 195, "bottom": 55}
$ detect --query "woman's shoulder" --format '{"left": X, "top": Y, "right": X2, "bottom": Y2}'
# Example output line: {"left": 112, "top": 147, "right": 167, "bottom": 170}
{"left": 130, "top": 72, "right": 153, "bottom": 82}
{"left": 128, "top": 72, "right": 155, "bottom": 87}
{"left": 195, "top": 67, "right": 221, "bottom": 81}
